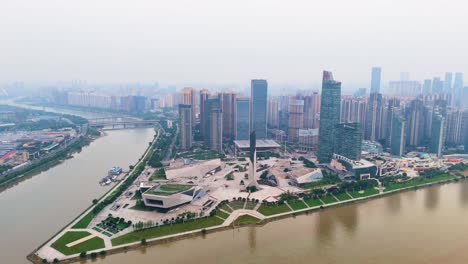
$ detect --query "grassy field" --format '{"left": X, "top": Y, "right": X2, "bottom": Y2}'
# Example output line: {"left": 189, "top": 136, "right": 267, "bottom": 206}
{"left": 349, "top": 188, "right": 379, "bottom": 198}
{"left": 287, "top": 200, "right": 308, "bottom": 210}
{"left": 219, "top": 203, "right": 233, "bottom": 213}
{"left": 111, "top": 216, "right": 224, "bottom": 246}
{"left": 215, "top": 210, "right": 230, "bottom": 219}
{"left": 244, "top": 201, "right": 258, "bottom": 210}
{"left": 71, "top": 212, "right": 93, "bottom": 229}
{"left": 159, "top": 184, "right": 191, "bottom": 192}
{"left": 304, "top": 198, "right": 323, "bottom": 207}
{"left": 320, "top": 195, "right": 339, "bottom": 204}
{"left": 233, "top": 215, "right": 262, "bottom": 225}
{"left": 334, "top": 192, "right": 353, "bottom": 201}
{"left": 149, "top": 168, "right": 166, "bottom": 181}
{"left": 384, "top": 174, "right": 454, "bottom": 192}
{"left": 257, "top": 204, "right": 292, "bottom": 216}
{"left": 51, "top": 231, "right": 105, "bottom": 256}
{"left": 228, "top": 200, "right": 245, "bottom": 210}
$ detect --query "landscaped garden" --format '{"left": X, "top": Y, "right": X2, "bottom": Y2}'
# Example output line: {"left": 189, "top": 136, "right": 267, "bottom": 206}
{"left": 228, "top": 199, "right": 246, "bottom": 210}
{"left": 219, "top": 202, "right": 233, "bottom": 213}
{"left": 233, "top": 215, "right": 262, "bottom": 225}
{"left": 348, "top": 188, "right": 379, "bottom": 198}
{"left": 287, "top": 199, "right": 308, "bottom": 210}
{"left": 51, "top": 231, "right": 104, "bottom": 256}
{"left": 320, "top": 195, "right": 338, "bottom": 204}
{"left": 215, "top": 209, "right": 230, "bottom": 220}
{"left": 334, "top": 192, "right": 353, "bottom": 201}
{"left": 96, "top": 215, "right": 131, "bottom": 234}
{"left": 303, "top": 198, "right": 323, "bottom": 207}
{"left": 149, "top": 168, "right": 166, "bottom": 181}
{"left": 111, "top": 216, "right": 224, "bottom": 246}
{"left": 244, "top": 200, "right": 258, "bottom": 210}
{"left": 72, "top": 212, "right": 94, "bottom": 229}
{"left": 257, "top": 203, "right": 292, "bottom": 216}
{"left": 148, "top": 184, "right": 192, "bottom": 196}
{"left": 383, "top": 172, "right": 454, "bottom": 192}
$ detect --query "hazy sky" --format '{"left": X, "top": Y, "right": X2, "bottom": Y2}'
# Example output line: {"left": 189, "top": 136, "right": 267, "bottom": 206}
{"left": 1, "top": 0, "right": 467, "bottom": 89}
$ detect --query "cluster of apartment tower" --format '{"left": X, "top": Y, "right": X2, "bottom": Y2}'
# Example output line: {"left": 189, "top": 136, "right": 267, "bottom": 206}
{"left": 178, "top": 80, "right": 268, "bottom": 152}
{"left": 178, "top": 68, "right": 468, "bottom": 162}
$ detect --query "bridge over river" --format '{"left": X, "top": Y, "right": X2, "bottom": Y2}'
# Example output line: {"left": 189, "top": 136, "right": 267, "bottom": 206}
{"left": 88, "top": 117, "right": 158, "bottom": 129}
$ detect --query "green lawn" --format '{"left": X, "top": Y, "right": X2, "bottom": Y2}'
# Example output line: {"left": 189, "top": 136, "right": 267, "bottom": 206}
{"left": 159, "top": 184, "right": 191, "bottom": 192}
{"left": 244, "top": 201, "right": 258, "bottom": 210}
{"left": 228, "top": 200, "right": 245, "bottom": 210}
{"left": 149, "top": 168, "right": 166, "bottom": 181}
{"left": 349, "top": 188, "right": 379, "bottom": 198}
{"left": 384, "top": 174, "right": 454, "bottom": 192}
{"left": 304, "top": 198, "right": 324, "bottom": 208}
{"left": 149, "top": 184, "right": 192, "bottom": 196}
{"left": 219, "top": 203, "right": 233, "bottom": 213}
{"left": 71, "top": 212, "right": 93, "bottom": 229}
{"left": 320, "top": 195, "right": 339, "bottom": 204}
{"left": 334, "top": 193, "right": 353, "bottom": 201}
{"left": 257, "top": 204, "right": 292, "bottom": 216}
{"left": 215, "top": 210, "right": 230, "bottom": 219}
{"left": 233, "top": 215, "right": 262, "bottom": 225}
{"left": 51, "top": 231, "right": 105, "bottom": 256}
{"left": 287, "top": 200, "right": 308, "bottom": 210}
{"left": 111, "top": 216, "right": 224, "bottom": 246}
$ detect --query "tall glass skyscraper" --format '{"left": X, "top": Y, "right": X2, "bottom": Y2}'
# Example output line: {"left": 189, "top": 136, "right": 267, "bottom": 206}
{"left": 366, "top": 67, "right": 383, "bottom": 141}
{"left": 250, "top": 80, "right": 268, "bottom": 139}
{"left": 235, "top": 98, "right": 250, "bottom": 140}
{"left": 334, "top": 122, "right": 362, "bottom": 161}
{"left": 370, "top": 67, "right": 381, "bottom": 93}
{"left": 318, "top": 71, "right": 341, "bottom": 163}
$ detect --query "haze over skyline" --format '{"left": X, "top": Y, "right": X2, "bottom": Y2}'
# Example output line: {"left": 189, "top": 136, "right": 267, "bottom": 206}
{"left": 2, "top": 0, "right": 467, "bottom": 89}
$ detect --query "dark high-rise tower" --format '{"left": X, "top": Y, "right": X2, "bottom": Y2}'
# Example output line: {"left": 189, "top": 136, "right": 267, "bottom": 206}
{"left": 365, "top": 67, "right": 384, "bottom": 141}
{"left": 235, "top": 98, "right": 250, "bottom": 140}
{"left": 250, "top": 80, "right": 268, "bottom": 139}
{"left": 318, "top": 71, "right": 341, "bottom": 163}
{"left": 200, "top": 89, "right": 210, "bottom": 138}
{"left": 453, "top": 72, "right": 464, "bottom": 108}
{"left": 390, "top": 111, "right": 406, "bottom": 156}
{"left": 430, "top": 110, "right": 446, "bottom": 157}
{"left": 219, "top": 92, "right": 236, "bottom": 140}
{"left": 178, "top": 104, "right": 193, "bottom": 150}
{"left": 203, "top": 97, "right": 222, "bottom": 151}
{"left": 334, "top": 122, "right": 362, "bottom": 161}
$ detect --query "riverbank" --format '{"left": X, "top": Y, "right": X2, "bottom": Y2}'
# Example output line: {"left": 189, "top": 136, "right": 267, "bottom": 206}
{"left": 0, "top": 136, "right": 94, "bottom": 192}
{"left": 30, "top": 127, "right": 161, "bottom": 263}
{"left": 31, "top": 167, "right": 466, "bottom": 264}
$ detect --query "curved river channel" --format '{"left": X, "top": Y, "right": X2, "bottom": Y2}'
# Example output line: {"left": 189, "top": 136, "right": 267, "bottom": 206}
{"left": 1, "top": 107, "right": 468, "bottom": 264}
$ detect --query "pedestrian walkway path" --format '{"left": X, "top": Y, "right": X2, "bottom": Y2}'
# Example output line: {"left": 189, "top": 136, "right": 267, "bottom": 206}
{"left": 66, "top": 234, "right": 95, "bottom": 247}
{"left": 222, "top": 209, "right": 266, "bottom": 226}
{"left": 284, "top": 201, "right": 294, "bottom": 211}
